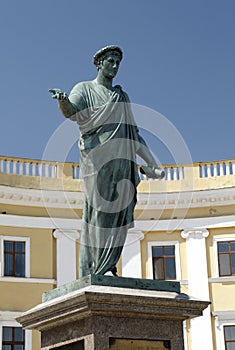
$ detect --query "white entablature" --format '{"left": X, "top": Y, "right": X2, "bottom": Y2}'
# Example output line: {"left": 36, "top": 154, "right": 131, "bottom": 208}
{"left": 1, "top": 213, "right": 235, "bottom": 231}
{"left": 1, "top": 184, "right": 235, "bottom": 210}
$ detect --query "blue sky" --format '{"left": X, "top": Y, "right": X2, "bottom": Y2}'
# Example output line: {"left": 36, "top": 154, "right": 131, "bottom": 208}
{"left": 0, "top": 0, "right": 235, "bottom": 165}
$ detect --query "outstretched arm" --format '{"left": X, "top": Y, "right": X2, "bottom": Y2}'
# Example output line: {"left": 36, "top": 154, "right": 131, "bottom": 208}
{"left": 137, "top": 135, "right": 156, "bottom": 166}
{"left": 48, "top": 88, "right": 79, "bottom": 118}
{"left": 137, "top": 135, "right": 165, "bottom": 179}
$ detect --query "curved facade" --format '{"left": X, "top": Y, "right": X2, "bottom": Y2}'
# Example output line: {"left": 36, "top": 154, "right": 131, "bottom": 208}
{"left": 1, "top": 155, "right": 235, "bottom": 349}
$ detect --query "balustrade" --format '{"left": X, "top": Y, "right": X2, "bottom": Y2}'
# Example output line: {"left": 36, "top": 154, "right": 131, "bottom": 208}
{"left": 163, "top": 166, "right": 184, "bottom": 181}
{"left": 0, "top": 157, "right": 57, "bottom": 178}
{"left": 138, "top": 165, "right": 184, "bottom": 181}
{"left": 1, "top": 156, "right": 235, "bottom": 182}
{"left": 199, "top": 160, "right": 235, "bottom": 178}
{"left": 72, "top": 164, "right": 80, "bottom": 179}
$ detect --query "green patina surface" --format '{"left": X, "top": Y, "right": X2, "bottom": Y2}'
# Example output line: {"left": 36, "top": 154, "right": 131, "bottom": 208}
{"left": 42, "top": 275, "right": 180, "bottom": 302}
{"left": 49, "top": 46, "right": 163, "bottom": 278}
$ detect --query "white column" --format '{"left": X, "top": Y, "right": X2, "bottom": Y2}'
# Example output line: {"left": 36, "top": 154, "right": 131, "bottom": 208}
{"left": 181, "top": 229, "right": 213, "bottom": 350}
{"left": 122, "top": 230, "right": 144, "bottom": 278}
{"left": 53, "top": 229, "right": 79, "bottom": 286}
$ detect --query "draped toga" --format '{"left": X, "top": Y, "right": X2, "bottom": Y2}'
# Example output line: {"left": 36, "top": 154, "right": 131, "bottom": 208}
{"left": 68, "top": 80, "right": 144, "bottom": 277}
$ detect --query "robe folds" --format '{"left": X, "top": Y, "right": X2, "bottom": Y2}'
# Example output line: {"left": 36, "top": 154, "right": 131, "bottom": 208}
{"left": 69, "top": 80, "right": 143, "bottom": 277}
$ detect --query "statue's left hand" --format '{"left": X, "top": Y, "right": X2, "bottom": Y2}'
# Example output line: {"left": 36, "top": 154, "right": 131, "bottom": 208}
{"left": 140, "top": 165, "right": 165, "bottom": 179}
{"left": 48, "top": 88, "right": 68, "bottom": 101}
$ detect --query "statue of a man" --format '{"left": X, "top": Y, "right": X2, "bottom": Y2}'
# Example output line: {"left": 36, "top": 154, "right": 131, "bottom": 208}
{"left": 49, "top": 46, "right": 162, "bottom": 277}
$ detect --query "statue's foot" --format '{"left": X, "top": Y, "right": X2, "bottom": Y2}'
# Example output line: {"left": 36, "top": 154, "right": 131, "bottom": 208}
{"left": 104, "top": 267, "right": 118, "bottom": 277}
{"left": 104, "top": 271, "right": 113, "bottom": 276}
{"left": 111, "top": 266, "right": 118, "bottom": 276}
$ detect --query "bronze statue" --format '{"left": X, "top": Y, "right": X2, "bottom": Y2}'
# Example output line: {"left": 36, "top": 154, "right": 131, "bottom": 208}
{"left": 49, "top": 46, "right": 163, "bottom": 277}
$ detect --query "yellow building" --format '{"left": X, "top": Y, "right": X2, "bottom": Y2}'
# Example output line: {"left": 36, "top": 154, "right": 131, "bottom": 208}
{"left": 0, "top": 155, "right": 235, "bottom": 349}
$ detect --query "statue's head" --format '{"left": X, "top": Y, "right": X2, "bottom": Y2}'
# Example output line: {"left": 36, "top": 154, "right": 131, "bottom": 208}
{"left": 93, "top": 45, "right": 123, "bottom": 69}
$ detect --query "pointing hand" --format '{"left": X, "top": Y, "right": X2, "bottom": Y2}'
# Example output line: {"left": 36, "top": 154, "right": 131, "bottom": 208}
{"left": 48, "top": 88, "right": 68, "bottom": 101}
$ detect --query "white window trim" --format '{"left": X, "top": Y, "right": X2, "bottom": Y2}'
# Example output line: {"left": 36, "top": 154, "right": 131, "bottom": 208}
{"left": 213, "top": 236, "right": 235, "bottom": 278}
{"left": 0, "top": 277, "right": 56, "bottom": 284}
{"left": 0, "top": 312, "right": 32, "bottom": 350}
{"left": 0, "top": 235, "right": 30, "bottom": 278}
{"left": 147, "top": 241, "right": 181, "bottom": 281}
{"left": 213, "top": 311, "right": 235, "bottom": 350}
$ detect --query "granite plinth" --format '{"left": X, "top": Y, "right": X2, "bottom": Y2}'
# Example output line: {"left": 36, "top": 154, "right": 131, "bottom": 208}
{"left": 17, "top": 278, "right": 210, "bottom": 350}
{"left": 42, "top": 275, "right": 180, "bottom": 302}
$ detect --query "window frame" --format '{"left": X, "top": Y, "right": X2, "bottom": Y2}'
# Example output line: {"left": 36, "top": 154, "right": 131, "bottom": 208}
{"left": 0, "top": 236, "right": 30, "bottom": 278}
{"left": 224, "top": 324, "right": 235, "bottom": 349}
{"left": 2, "top": 325, "right": 25, "bottom": 349}
{"left": 213, "top": 312, "right": 235, "bottom": 350}
{"left": 148, "top": 241, "right": 181, "bottom": 281}
{"left": 0, "top": 315, "right": 32, "bottom": 350}
{"left": 213, "top": 237, "right": 235, "bottom": 278}
{"left": 218, "top": 241, "right": 235, "bottom": 277}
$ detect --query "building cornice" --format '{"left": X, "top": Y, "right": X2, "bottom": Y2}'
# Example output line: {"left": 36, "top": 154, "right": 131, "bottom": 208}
{"left": 136, "top": 186, "right": 235, "bottom": 209}
{"left": 1, "top": 213, "right": 235, "bottom": 232}
{"left": 0, "top": 185, "right": 235, "bottom": 211}
{"left": 0, "top": 185, "right": 84, "bottom": 208}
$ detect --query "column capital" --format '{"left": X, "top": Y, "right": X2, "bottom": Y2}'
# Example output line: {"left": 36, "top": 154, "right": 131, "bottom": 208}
{"left": 124, "top": 230, "right": 144, "bottom": 246}
{"left": 53, "top": 229, "right": 80, "bottom": 240}
{"left": 181, "top": 228, "right": 209, "bottom": 240}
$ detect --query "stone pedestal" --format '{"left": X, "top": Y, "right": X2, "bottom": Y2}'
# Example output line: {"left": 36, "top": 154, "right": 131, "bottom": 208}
{"left": 17, "top": 276, "right": 209, "bottom": 350}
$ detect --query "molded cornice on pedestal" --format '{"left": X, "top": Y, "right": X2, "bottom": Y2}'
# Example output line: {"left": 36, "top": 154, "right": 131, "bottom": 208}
{"left": 16, "top": 283, "right": 210, "bottom": 350}
{"left": 17, "top": 284, "right": 210, "bottom": 332}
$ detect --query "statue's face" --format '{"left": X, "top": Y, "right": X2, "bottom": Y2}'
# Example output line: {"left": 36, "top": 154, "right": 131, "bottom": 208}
{"left": 99, "top": 53, "right": 121, "bottom": 79}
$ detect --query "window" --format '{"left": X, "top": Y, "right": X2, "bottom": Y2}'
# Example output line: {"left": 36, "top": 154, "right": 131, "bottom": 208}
{"left": 0, "top": 313, "right": 32, "bottom": 350}
{"left": 212, "top": 312, "right": 235, "bottom": 350}
{"left": 218, "top": 241, "right": 235, "bottom": 277}
{"left": 152, "top": 245, "right": 176, "bottom": 280}
{"left": 148, "top": 241, "right": 181, "bottom": 281}
{"left": 4, "top": 241, "right": 25, "bottom": 277}
{"left": 224, "top": 325, "right": 235, "bottom": 349}
{"left": 2, "top": 326, "right": 25, "bottom": 349}
{"left": 0, "top": 236, "right": 30, "bottom": 278}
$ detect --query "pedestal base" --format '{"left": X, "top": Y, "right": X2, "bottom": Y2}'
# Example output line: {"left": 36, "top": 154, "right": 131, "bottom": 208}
{"left": 17, "top": 276, "right": 209, "bottom": 350}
